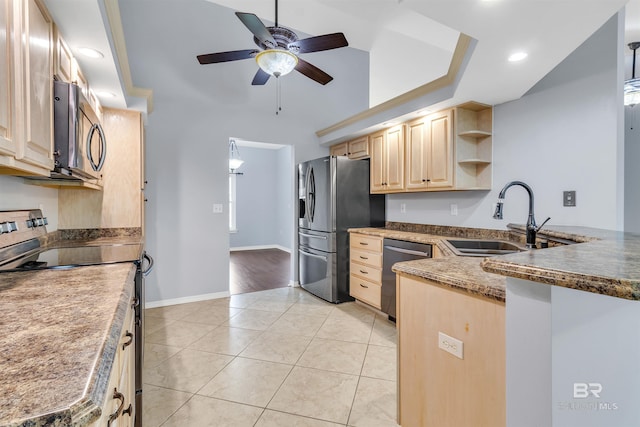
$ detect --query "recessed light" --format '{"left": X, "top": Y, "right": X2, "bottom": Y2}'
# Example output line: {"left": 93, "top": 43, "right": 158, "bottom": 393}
{"left": 78, "top": 47, "right": 104, "bottom": 59}
{"left": 508, "top": 52, "right": 528, "bottom": 62}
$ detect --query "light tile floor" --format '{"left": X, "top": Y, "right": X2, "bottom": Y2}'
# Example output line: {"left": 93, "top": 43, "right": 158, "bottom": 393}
{"left": 143, "top": 287, "right": 400, "bottom": 427}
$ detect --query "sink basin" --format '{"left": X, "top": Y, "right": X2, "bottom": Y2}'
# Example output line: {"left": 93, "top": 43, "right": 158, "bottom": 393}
{"left": 445, "top": 239, "right": 525, "bottom": 257}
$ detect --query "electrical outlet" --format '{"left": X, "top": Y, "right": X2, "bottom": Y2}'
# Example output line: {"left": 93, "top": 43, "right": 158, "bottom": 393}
{"left": 213, "top": 203, "right": 223, "bottom": 213}
{"left": 438, "top": 332, "right": 463, "bottom": 359}
{"left": 400, "top": 203, "right": 406, "bottom": 213}
{"left": 563, "top": 191, "right": 576, "bottom": 207}
{"left": 450, "top": 204, "right": 458, "bottom": 216}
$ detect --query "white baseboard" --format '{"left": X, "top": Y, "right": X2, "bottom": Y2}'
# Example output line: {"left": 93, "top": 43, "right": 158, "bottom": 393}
{"left": 289, "top": 280, "right": 300, "bottom": 287}
{"left": 230, "top": 244, "right": 291, "bottom": 253}
{"left": 146, "top": 291, "right": 230, "bottom": 309}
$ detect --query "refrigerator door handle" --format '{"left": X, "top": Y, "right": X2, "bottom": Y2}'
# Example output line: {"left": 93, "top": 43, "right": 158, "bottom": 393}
{"left": 299, "top": 232, "right": 328, "bottom": 240}
{"left": 299, "top": 248, "right": 328, "bottom": 261}
{"left": 308, "top": 166, "right": 316, "bottom": 222}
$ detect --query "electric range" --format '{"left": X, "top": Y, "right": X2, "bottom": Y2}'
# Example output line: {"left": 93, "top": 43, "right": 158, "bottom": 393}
{"left": 0, "top": 209, "right": 151, "bottom": 427}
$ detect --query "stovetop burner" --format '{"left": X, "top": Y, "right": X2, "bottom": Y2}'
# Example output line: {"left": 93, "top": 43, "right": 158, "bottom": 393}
{"left": 0, "top": 244, "right": 143, "bottom": 272}
{"left": 0, "top": 209, "right": 143, "bottom": 273}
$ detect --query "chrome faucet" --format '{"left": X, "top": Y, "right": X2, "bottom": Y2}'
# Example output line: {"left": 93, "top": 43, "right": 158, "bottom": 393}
{"left": 493, "top": 181, "right": 550, "bottom": 249}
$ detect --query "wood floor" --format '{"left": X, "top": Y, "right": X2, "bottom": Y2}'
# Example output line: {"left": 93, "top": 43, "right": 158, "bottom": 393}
{"left": 229, "top": 249, "right": 291, "bottom": 295}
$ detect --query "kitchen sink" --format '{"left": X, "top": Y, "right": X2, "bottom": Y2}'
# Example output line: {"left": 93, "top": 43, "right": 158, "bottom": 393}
{"left": 445, "top": 239, "right": 525, "bottom": 257}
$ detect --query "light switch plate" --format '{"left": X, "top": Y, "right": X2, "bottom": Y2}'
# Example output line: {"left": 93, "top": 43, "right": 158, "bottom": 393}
{"left": 438, "top": 332, "right": 463, "bottom": 359}
{"left": 213, "top": 203, "right": 224, "bottom": 213}
{"left": 563, "top": 191, "right": 576, "bottom": 207}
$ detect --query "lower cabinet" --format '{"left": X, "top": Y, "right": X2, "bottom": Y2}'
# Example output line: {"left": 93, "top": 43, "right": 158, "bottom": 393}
{"left": 349, "top": 233, "right": 383, "bottom": 309}
{"left": 396, "top": 274, "right": 505, "bottom": 427}
{"left": 89, "top": 297, "right": 136, "bottom": 427}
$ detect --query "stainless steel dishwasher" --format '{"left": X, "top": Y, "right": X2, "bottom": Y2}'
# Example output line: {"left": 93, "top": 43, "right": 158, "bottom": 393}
{"left": 382, "top": 238, "right": 432, "bottom": 321}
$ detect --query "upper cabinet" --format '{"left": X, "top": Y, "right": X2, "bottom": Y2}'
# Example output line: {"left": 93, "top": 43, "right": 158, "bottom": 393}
{"left": 0, "top": 0, "right": 17, "bottom": 158}
{"left": 329, "top": 135, "right": 370, "bottom": 159}
{"left": 361, "top": 101, "right": 492, "bottom": 194}
{"left": 406, "top": 109, "right": 454, "bottom": 191}
{"left": 454, "top": 102, "right": 493, "bottom": 190}
{"left": 370, "top": 124, "right": 405, "bottom": 193}
{"left": 0, "top": 0, "right": 53, "bottom": 176}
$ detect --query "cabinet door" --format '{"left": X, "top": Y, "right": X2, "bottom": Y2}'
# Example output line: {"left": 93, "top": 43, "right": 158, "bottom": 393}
{"left": 426, "top": 109, "right": 454, "bottom": 189}
{"left": 369, "top": 130, "right": 385, "bottom": 193}
{"left": 53, "top": 28, "right": 73, "bottom": 82}
{"left": 384, "top": 125, "right": 405, "bottom": 191}
{"left": 0, "top": 0, "right": 16, "bottom": 156}
{"left": 17, "top": 0, "right": 53, "bottom": 170}
{"left": 405, "top": 118, "right": 429, "bottom": 191}
{"left": 330, "top": 142, "right": 348, "bottom": 157}
{"left": 347, "top": 135, "right": 369, "bottom": 159}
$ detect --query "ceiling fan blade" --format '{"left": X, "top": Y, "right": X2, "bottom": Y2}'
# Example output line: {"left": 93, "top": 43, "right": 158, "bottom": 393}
{"left": 295, "top": 58, "right": 333, "bottom": 85}
{"left": 252, "top": 68, "right": 271, "bottom": 85}
{"left": 235, "top": 12, "right": 277, "bottom": 48}
{"left": 197, "top": 49, "right": 258, "bottom": 64}
{"left": 288, "top": 33, "right": 348, "bottom": 54}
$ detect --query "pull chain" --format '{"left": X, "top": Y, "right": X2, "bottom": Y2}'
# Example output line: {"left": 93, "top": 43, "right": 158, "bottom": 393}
{"left": 276, "top": 77, "right": 282, "bottom": 115}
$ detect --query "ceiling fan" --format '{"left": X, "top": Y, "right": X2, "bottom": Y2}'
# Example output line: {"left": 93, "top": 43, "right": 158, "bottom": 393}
{"left": 197, "top": 0, "right": 348, "bottom": 86}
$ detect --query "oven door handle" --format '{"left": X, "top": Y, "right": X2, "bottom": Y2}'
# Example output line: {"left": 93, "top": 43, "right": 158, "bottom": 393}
{"left": 299, "top": 248, "right": 327, "bottom": 261}
{"left": 142, "top": 252, "right": 154, "bottom": 276}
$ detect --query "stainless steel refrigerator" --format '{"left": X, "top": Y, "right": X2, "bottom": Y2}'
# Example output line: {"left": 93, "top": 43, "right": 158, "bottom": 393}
{"left": 298, "top": 156, "right": 385, "bottom": 303}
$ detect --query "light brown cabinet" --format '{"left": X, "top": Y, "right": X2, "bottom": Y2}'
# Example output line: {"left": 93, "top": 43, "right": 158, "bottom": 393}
{"left": 0, "top": 0, "right": 54, "bottom": 177}
{"left": 58, "top": 108, "right": 145, "bottom": 231}
{"left": 405, "top": 109, "right": 454, "bottom": 191}
{"left": 370, "top": 125, "right": 404, "bottom": 193}
{"left": 330, "top": 135, "right": 370, "bottom": 159}
{"left": 0, "top": 0, "right": 17, "bottom": 159}
{"left": 89, "top": 296, "right": 136, "bottom": 427}
{"left": 349, "top": 233, "right": 383, "bottom": 308}
{"left": 454, "top": 102, "right": 493, "bottom": 190}
{"left": 397, "top": 274, "right": 505, "bottom": 427}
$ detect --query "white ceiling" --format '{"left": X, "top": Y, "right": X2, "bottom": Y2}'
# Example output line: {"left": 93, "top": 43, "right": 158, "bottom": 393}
{"left": 45, "top": 0, "right": 636, "bottom": 128}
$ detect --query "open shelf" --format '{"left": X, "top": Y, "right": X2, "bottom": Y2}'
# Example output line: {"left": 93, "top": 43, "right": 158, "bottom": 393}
{"left": 458, "top": 130, "right": 492, "bottom": 138}
{"left": 458, "top": 159, "right": 492, "bottom": 165}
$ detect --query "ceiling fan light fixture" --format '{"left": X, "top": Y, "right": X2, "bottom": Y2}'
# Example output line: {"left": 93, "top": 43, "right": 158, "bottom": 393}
{"left": 256, "top": 49, "right": 298, "bottom": 77}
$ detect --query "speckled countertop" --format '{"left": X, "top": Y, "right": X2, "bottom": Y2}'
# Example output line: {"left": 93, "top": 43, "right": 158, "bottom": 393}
{"left": 0, "top": 229, "right": 142, "bottom": 427}
{"left": 350, "top": 222, "right": 640, "bottom": 303}
{"left": 482, "top": 225, "right": 640, "bottom": 301}
{"left": 0, "top": 263, "right": 135, "bottom": 427}
{"left": 350, "top": 224, "right": 512, "bottom": 302}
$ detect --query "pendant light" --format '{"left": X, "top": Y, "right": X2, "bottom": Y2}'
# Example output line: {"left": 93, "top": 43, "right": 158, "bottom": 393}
{"left": 625, "top": 42, "right": 640, "bottom": 107}
{"left": 229, "top": 139, "right": 244, "bottom": 170}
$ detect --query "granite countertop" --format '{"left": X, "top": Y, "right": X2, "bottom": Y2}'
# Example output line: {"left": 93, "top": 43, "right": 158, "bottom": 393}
{"left": 351, "top": 222, "right": 640, "bottom": 303}
{"left": 349, "top": 225, "right": 510, "bottom": 302}
{"left": 482, "top": 225, "right": 640, "bottom": 301}
{"left": 0, "top": 263, "right": 136, "bottom": 427}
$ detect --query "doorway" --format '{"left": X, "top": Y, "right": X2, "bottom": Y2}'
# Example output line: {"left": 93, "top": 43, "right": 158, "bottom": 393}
{"left": 228, "top": 139, "right": 295, "bottom": 295}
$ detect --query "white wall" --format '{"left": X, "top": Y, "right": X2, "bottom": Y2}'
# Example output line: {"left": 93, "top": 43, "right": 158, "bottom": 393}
{"left": 387, "top": 14, "right": 624, "bottom": 232}
{"left": 625, "top": 105, "right": 640, "bottom": 233}
{"left": 143, "top": 79, "right": 367, "bottom": 306}
{"left": 229, "top": 145, "right": 293, "bottom": 250}
{"left": 0, "top": 176, "right": 59, "bottom": 231}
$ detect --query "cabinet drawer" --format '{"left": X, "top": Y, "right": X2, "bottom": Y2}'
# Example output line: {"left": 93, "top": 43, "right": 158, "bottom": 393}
{"left": 350, "top": 248, "right": 382, "bottom": 268}
{"left": 350, "top": 275, "right": 381, "bottom": 309}
{"left": 350, "top": 260, "right": 382, "bottom": 284}
{"left": 350, "top": 234, "right": 383, "bottom": 252}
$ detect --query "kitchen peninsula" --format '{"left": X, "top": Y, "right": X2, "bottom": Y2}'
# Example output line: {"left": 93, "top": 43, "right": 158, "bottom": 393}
{"left": 351, "top": 222, "right": 640, "bottom": 427}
